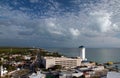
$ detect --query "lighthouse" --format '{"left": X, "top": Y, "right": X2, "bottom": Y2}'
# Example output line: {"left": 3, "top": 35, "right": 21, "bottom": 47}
{"left": 79, "top": 46, "right": 87, "bottom": 61}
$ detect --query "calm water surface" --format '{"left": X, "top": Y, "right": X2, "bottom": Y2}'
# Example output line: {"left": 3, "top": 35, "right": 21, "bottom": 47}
{"left": 45, "top": 48, "right": 120, "bottom": 63}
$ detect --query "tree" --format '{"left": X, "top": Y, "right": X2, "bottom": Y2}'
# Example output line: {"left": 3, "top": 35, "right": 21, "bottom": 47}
{"left": 0, "top": 61, "right": 3, "bottom": 66}
{"left": 49, "top": 65, "right": 62, "bottom": 70}
{"left": 53, "top": 65, "right": 62, "bottom": 70}
{"left": 5, "top": 65, "right": 16, "bottom": 72}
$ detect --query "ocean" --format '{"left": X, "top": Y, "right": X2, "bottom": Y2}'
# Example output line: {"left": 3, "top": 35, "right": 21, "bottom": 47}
{"left": 45, "top": 48, "right": 120, "bottom": 64}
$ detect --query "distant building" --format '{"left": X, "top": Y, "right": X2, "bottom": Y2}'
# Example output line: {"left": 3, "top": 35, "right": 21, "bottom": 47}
{"left": 0, "top": 58, "right": 8, "bottom": 77}
{"left": 81, "top": 61, "right": 96, "bottom": 68}
{"left": 92, "top": 66, "right": 105, "bottom": 71}
{"left": 0, "top": 65, "right": 8, "bottom": 77}
{"left": 24, "top": 55, "right": 31, "bottom": 60}
{"left": 29, "top": 71, "right": 46, "bottom": 78}
{"left": 42, "top": 56, "right": 82, "bottom": 69}
{"left": 59, "top": 71, "right": 83, "bottom": 78}
{"left": 79, "top": 46, "right": 87, "bottom": 61}
{"left": 107, "top": 72, "right": 120, "bottom": 78}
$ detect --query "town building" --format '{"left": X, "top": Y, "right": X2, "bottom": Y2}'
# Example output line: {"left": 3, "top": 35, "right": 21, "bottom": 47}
{"left": 29, "top": 71, "right": 46, "bottom": 78}
{"left": 59, "top": 71, "right": 83, "bottom": 78}
{"left": 0, "top": 58, "right": 8, "bottom": 77}
{"left": 81, "top": 61, "right": 96, "bottom": 67}
{"left": 107, "top": 72, "right": 120, "bottom": 78}
{"left": 42, "top": 56, "right": 82, "bottom": 69}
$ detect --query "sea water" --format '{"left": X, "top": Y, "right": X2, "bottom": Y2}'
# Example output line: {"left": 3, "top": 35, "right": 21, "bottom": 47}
{"left": 46, "top": 48, "right": 120, "bottom": 64}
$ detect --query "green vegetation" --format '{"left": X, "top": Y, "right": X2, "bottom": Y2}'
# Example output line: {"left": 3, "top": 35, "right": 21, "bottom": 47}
{"left": 0, "top": 48, "right": 31, "bottom": 55}
{"left": 0, "top": 47, "right": 62, "bottom": 72}
{"left": 0, "top": 61, "right": 3, "bottom": 65}
{"left": 54, "top": 65, "right": 62, "bottom": 69}
{"left": 5, "top": 65, "right": 16, "bottom": 72}
{"left": 0, "top": 48, "right": 62, "bottom": 59}
{"left": 72, "top": 75, "right": 85, "bottom": 78}
{"left": 51, "top": 65, "right": 62, "bottom": 70}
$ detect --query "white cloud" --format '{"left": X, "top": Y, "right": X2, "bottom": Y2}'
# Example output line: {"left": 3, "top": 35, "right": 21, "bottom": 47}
{"left": 90, "top": 11, "right": 112, "bottom": 32}
{"left": 46, "top": 18, "right": 56, "bottom": 27}
{"left": 69, "top": 28, "right": 80, "bottom": 37}
{"left": 49, "top": 30, "right": 63, "bottom": 35}
{"left": 1, "top": 0, "right": 120, "bottom": 47}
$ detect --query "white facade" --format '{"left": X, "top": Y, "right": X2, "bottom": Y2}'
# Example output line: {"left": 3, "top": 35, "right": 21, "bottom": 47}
{"left": 107, "top": 72, "right": 120, "bottom": 78}
{"left": 0, "top": 65, "right": 8, "bottom": 77}
{"left": 1, "top": 58, "right": 8, "bottom": 76}
{"left": 59, "top": 72, "right": 83, "bottom": 78}
{"left": 82, "top": 48, "right": 85, "bottom": 60}
{"left": 92, "top": 66, "right": 105, "bottom": 71}
{"left": 81, "top": 62, "right": 96, "bottom": 68}
{"left": 0, "top": 65, "right": 4, "bottom": 76}
{"left": 42, "top": 56, "right": 82, "bottom": 69}
{"left": 80, "top": 47, "right": 86, "bottom": 61}
{"left": 29, "top": 71, "right": 46, "bottom": 78}
{"left": 72, "top": 72, "right": 83, "bottom": 77}
{"left": 24, "top": 56, "right": 31, "bottom": 60}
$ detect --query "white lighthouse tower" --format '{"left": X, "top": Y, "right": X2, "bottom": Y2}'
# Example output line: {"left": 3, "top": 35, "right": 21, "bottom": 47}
{"left": 79, "top": 46, "right": 87, "bottom": 61}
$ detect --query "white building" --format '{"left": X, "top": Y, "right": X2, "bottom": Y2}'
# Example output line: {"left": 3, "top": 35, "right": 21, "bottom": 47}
{"left": 59, "top": 71, "right": 83, "bottom": 78}
{"left": 0, "top": 65, "right": 8, "bottom": 77}
{"left": 42, "top": 56, "right": 82, "bottom": 69}
{"left": 29, "top": 71, "right": 46, "bottom": 78}
{"left": 92, "top": 66, "right": 105, "bottom": 71}
{"left": 0, "top": 58, "right": 8, "bottom": 77}
{"left": 24, "top": 56, "right": 31, "bottom": 60}
{"left": 107, "top": 72, "right": 120, "bottom": 78}
{"left": 72, "top": 72, "right": 83, "bottom": 77}
{"left": 79, "top": 46, "right": 87, "bottom": 61}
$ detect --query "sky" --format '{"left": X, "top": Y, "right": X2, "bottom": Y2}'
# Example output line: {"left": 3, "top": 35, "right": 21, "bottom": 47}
{"left": 0, "top": 0, "right": 120, "bottom": 48}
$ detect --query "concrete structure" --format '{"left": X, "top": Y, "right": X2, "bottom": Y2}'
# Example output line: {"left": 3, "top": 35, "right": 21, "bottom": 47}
{"left": 92, "top": 66, "right": 105, "bottom": 71}
{"left": 29, "top": 71, "right": 46, "bottom": 78}
{"left": 0, "top": 58, "right": 8, "bottom": 77}
{"left": 0, "top": 65, "right": 4, "bottom": 76}
{"left": 59, "top": 71, "right": 83, "bottom": 78}
{"left": 72, "top": 72, "right": 83, "bottom": 77}
{"left": 81, "top": 61, "right": 96, "bottom": 68}
{"left": 24, "top": 56, "right": 31, "bottom": 60}
{"left": 42, "top": 56, "right": 82, "bottom": 69}
{"left": 0, "top": 65, "right": 8, "bottom": 77}
{"left": 79, "top": 46, "right": 86, "bottom": 61}
{"left": 107, "top": 72, "right": 120, "bottom": 78}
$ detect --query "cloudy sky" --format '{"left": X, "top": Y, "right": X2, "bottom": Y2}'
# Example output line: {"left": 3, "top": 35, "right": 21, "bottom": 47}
{"left": 0, "top": 0, "right": 120, "bottom": 48}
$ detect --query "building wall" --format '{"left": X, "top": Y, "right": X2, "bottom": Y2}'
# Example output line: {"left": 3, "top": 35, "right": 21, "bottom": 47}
{"left": 42, "top": 57, "right": 82, "bottom": 69}
{"left": 80, "top": 48, "right": 86, "bottom": 61}
{"left": 46, "top": 58, "right": 55, "bottom": 69}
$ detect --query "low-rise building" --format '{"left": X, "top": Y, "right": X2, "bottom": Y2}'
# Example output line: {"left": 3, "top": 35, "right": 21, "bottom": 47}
{"left": 81, "top": 61, "right": 96, "bottom": 68}
{"left": 0, "top": 65, "right": 8, "bottom": 77}
{"left": 92, "top": 66, "right": 105, "bottom": 71}
{"left": 24, "top": 55, "right": 31, "bottom": 60}
{"left": 72, "top": 72, "right": 83, "bottom": 77}
{"left": 29, "top": 71, "right": 46, "bottom": 78}
{"left": 59, "top": 71, "right": 83, "bottom": 78}
{"left": 107, "top": 72, "right": 120, "bottom": 78}
{"left": 42, "top": 56, "right": 82, "bottom": 69}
